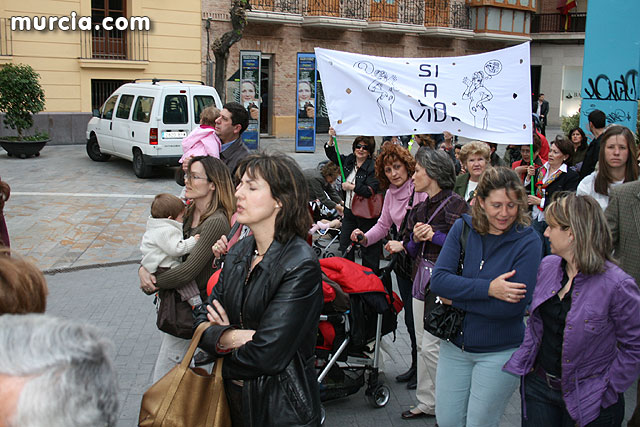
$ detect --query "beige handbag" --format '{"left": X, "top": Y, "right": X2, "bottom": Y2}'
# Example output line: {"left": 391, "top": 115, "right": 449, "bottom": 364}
{"left": 139, "top": 322, "right": 231, "bottom": 427}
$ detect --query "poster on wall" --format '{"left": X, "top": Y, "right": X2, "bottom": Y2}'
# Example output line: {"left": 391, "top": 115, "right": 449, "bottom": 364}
{"left": 315, "top": 43, "right": 533, "bottom": 145}
{"left": 296, "top": 53, "right": 317, "bottom": 152}
{"left": 579, "top": 1, "right": 639, "bottom": 136}
{"left": 240, "top": 50, "right": 261, "bottom": 150}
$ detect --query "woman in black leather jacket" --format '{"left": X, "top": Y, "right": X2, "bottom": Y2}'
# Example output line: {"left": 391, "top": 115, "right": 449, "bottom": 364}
{"left": 325, "top": 127, "right": 381, "bottom": 273}
{"left": 196, "top": 153, "right": 323, "bottom": 427}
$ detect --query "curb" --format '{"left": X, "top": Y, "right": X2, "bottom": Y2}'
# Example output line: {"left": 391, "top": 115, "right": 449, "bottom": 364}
{"left": 43, "top": 258, "right": 141, "bottom": 275}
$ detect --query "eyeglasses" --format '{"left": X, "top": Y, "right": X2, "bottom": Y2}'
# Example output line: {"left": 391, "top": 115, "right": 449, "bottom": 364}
{"left": 184, "top": 174, "right": 209, "bottom": 182}
{"left": 355, "top": 144, "right": 368, "bottom": 151}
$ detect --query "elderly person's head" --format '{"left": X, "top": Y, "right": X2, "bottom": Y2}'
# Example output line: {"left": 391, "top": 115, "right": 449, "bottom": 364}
{"left": 544, "top": 193, "right": 614, "bottom": 275}
{"left": 472, "top": 167, "right": 530, "bottom": 235}
{"left": 412, "top": 147, "right": 456, "bottom": 195}
{"left": 351, "top": 136, "right": 375, "bottom": 163}
{"left": 0, "top": 249, "right": 47, "bottom": 315}
{"left": 548, "top": 136, "right": 574, "bottom": 169}
{"left": 320, "top": 162, "right": 341, "bottom": 184}
{"left": 459, "top": 141, "right": 491, "bottom": 182}
{"left": 374, "top": 144, "right": 415, "bottom": 190}
{"left": 0, "top": 314, "right": 119, "bottom": 427}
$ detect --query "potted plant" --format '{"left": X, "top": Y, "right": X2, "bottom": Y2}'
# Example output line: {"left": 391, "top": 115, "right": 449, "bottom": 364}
{"left": 0, "top": 63, "right": 48, "bottom": 158}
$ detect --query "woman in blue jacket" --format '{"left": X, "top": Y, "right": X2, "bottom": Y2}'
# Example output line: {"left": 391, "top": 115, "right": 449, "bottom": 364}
{"left": 430, "top": 167, "right": 542, "bottom": 427}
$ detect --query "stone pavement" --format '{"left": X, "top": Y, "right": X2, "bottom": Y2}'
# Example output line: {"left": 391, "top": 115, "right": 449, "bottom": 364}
{"left": 3, "top": 130, "right": 637, "bottom": 426}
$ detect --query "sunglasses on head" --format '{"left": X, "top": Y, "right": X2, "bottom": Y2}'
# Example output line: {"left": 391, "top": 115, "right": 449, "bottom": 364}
{"left": 355, "top": 144, "right": 368, "bottom": 150}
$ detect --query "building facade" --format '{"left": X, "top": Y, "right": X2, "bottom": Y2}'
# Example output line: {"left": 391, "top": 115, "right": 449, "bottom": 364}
{"left": 0, "top": 0, "right": 203, "bottom": 144}
{"left": 204, "top": 0, "right": 536, "bottom": 137}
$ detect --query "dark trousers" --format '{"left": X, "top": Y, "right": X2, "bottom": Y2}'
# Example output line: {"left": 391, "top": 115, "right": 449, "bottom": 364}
{"left": 339, "top": 208, "right": 381, "bottom": 274}
{"left": 396, "top": 274, "right": 417, "bottom": 358}
{"left": 532, "top": 218, "right": 551, "bottom": 258}
{"left": 523, "top": 372, "right": 625, "bottom": 427}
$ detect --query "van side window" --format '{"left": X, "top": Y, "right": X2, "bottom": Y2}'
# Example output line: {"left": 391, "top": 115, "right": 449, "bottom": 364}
{"left": 194, "top": 95, "right": 215, "bottom": 124}
{"left": 102, "top": 95, "right": 119, "bottom": 120}
{"left": 163, "top": 95, "right": 188, "bottom": 124}
{"left": 132, "top": 96, "right": 154, "bottom": 123}
{"left": 115, "top": 95, "right": 134, "bottom": 119}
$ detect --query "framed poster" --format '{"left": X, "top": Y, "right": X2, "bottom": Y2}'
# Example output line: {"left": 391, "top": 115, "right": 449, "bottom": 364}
{"left": 240, "top": 50, "right": 261, "bottom": 150}
{"left": 296, "top": 53, "right": 317, "bottom": 152}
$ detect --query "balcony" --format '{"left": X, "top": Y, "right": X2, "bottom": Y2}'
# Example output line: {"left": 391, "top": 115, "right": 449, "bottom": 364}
{"left": 79, "top": 28, "right": 149, "bottom": 68}
{"left": 0, "top": 18, "right": 13, "bottom": 61}
{"left": 247, "top": 0, "right": 471, "bottom": 33}
{"left": 530, "top": 13, "right": 586, "bottom": 33}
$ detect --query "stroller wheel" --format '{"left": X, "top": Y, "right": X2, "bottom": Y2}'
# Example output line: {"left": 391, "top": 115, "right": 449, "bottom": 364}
{"left": 367, "top": 384, "right": 390, "bottom": 408}
{"left": 313, "top": 246, "right": 322, "bottom": 257}
{"left": 320, "top": 405, "right": 326, "bottom": 425}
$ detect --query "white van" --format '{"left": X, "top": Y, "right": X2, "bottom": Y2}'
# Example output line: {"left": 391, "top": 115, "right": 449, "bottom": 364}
{"left": 86, "top": 79, "right": 223, "bottom": 178}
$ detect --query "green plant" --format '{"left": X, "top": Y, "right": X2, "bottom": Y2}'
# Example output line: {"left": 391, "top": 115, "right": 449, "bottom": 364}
{"left": 0, "top": 64, "right": 46, "bottom": 140}
{"left": 561, "top": 112, "right": 580, "bottom": 136}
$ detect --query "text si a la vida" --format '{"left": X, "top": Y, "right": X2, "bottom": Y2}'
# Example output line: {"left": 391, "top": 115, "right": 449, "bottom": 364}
{"left": 409, "top": 64, "right": 461, "bottom": 124}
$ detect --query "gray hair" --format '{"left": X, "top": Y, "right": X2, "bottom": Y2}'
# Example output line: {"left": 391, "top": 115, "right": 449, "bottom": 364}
{"left": 0, "top": 314, "right": 118, "bottom": 427}
{"left": 415, "top": 147, "right": 456, "bottom": 190}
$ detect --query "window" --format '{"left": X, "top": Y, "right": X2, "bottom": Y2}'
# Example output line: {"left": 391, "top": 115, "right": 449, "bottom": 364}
{"left": 115, "top": 94, "right": 134, "bottom": 119}
{"left": 102, "top": 95, "right": 119, "bottom": 120}
{"left": 194, "top": 96, "right": 215, "bottom": 124}
{"left": 132, "top": 96, "right": 154, "bottom": 123}
{"left": 163, "top": 95, "right": 188, "bottom": 124}
{"left": 91, "top": 79, "right": 130, "bottom": 111}
{"left": 92, "top": 0, "right": 126, "bottom": 59}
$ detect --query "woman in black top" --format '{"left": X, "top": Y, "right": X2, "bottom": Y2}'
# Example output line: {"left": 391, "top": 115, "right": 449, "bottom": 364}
{"left": 325, "top": 127, "right": 381, "bottom": 273}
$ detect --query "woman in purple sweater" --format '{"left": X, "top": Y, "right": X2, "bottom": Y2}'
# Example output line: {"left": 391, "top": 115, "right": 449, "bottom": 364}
{"left": 504, "top": 193, "right": 640, "bottom": 426}
{"left": 351, "top": 143, "right": 427, "bottom": 389}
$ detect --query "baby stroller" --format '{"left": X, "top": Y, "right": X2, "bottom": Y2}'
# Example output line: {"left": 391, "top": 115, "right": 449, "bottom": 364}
{"left": 316, "top": 256, "right": 403, "bottom": 409}
{"left": 309, "top": 200, "right": 342, "bottom": 259}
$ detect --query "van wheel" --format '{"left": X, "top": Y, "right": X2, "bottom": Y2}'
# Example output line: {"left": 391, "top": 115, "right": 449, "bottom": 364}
{"left": 133, "top": 149, "right": 152, "bottom": 178}
{"left": 86, "top": 134, "right": 111, "bottom": 162}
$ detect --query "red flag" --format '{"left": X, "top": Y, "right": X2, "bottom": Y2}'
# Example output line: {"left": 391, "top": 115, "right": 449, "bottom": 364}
{"left": 557, "top": 0, "right": 577, "bottom": 14}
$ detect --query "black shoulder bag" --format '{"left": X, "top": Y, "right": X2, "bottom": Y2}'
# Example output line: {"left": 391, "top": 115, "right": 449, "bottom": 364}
{"left": 423, "top": 221, "right": 470, "bottom": 341}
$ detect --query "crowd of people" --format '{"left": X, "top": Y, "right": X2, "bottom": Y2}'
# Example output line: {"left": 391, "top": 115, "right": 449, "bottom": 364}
{"left": 2, "top": 100, "right": 640, "bottom": 427}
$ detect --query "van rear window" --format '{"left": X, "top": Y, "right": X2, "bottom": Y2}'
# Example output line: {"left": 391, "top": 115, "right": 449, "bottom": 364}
{"left": 132, "top": 96, "right": 154, "bottom": 123}
{"left": 194, "top": 96, "right": 215, "bottom": 124}
{"left": 116, "top": 95, "right": 134, "bottom": 119}
{"left": 163, "top": 95, "right": 188, "bottom": 124}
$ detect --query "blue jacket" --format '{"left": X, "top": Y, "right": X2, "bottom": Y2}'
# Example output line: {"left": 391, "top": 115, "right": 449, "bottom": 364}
{"left": 430, "top": 214, "right": 542, "bottom": 352}
{"left": 504, "top": 256, "right": 640, "bottom": 426}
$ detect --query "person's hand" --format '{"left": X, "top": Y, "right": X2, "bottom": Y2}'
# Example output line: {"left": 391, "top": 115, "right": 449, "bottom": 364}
{"left": 384, "top": 240, "right": 404, "bottom": 254}
{"left": 206, "top": 300, "right": 230, "bottom": 326}
{"left": 342, "top": 181, "right": 355, "bottom": 192}
{"left": 182, "top": 156, "right": 192, "bottom": 173}
{"left": 413, "top": 222, "right": 434, "bottom": 242}
{"left": 194, "top": 234, "right": 200, "bottom": 241}
{"left": 212, "top": 235, "right": 229, "bottom": 258}
{"left": 335, "top": 204, "right": 344, "bottom": 216}
{"left": 527, "top": 165, "right": 536, "bottom": 177}
{"left": 350, "top": 229, "right": 366, "bottom": 245}
{"left": 488, "top": 270, "right": 526, "bottom": 303}
{"left": 527, "top": 195, "right": 542, "bottom": 206}
{"left": 439, "top": 296, "right": 452, "bottom": 305}
{"left": 514, "top": 165, "right": 528, "bottom": 176}
{"left": 139, "top": 266, "right": 158, "bottom": 295}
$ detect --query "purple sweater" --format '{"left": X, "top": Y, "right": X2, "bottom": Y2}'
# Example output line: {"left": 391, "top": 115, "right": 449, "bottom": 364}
{"left": 363, "top": 179, "right": 427, "bottom": 246}
{"left": 504, "top": 255, "right": 640, "bottom": 426}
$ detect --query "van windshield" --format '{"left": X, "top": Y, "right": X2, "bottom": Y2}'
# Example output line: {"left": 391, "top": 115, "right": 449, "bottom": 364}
{"left": 163, "top": 95, "right": 188, "bottom": 124}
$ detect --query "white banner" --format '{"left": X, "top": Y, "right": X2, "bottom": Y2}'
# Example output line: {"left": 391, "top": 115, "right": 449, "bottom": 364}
{"left": 315, "top": 43, "right": 533, "bottom": 145}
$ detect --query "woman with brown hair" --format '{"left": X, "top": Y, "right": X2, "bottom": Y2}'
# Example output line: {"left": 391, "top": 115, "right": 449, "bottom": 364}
{"left": 577, "top": 124, "right": 639, "bottom": 211}
{"left": 197, "top": 153, "right": 323, "bottom": 426}
{"left": 0, "top": 177, "right": 10, "bottom": 248}
{"left": 0, "top": 249, "right": 47, "bottom": 314}
{"left": 325, "top": 127, "right": 381, "bottom": 272}
{"left": 430, "top": 167, "right": 542, "bottom": 427}
{"left": 138, "top": 155, "right": 236, "bottom": 381}
{"left": 351, "top": 143, "right": 427, "bottom": 389}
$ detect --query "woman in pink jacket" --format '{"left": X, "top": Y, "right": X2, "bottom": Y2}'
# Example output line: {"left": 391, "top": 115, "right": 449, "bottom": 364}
{"left": 351, "top": 143, "right": 427, "bottom": 389}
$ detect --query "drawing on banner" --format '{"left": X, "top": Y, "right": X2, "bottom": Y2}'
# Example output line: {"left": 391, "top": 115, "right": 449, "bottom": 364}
{"left": 354, "top": 61, "right": 397, "bottom": 125}
{"left": 461, "top": 60, "right": 502, "bottom": 130}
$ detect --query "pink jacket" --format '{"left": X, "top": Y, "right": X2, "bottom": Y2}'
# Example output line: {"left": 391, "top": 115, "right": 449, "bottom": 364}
{"left": 180, "top": 125, "right": 221, "bottom": 163}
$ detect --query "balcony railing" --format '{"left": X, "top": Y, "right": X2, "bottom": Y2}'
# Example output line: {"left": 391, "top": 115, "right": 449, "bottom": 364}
{"left": 530, "top": 12, "right": 586, "bottom": 33}
{"left": 80, "top": 28, "right": 148, "bottom": 61}
{"left": 0, "top": 18, "right": 13, "bottom": 56}
{"left": 248, "top": 0, "right": 470, "bottom": 28}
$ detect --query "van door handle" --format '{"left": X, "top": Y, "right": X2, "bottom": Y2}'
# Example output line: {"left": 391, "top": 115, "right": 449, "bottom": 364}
{"left": 132, "top": 131, "right": 135, "bottom": 137}
{"left": 110, "top": 122, "right": 113, "bottom": 130}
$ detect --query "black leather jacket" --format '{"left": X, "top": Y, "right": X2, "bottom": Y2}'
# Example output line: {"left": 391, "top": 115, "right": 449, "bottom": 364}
{"left": 325, "top": 143, "right": 379, "bottom": 199}
{"left": 196, "top": 235, "right": 323, "bottom": 426}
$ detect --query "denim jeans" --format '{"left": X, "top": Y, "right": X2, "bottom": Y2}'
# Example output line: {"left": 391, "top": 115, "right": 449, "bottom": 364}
{"left": 523, "top": 372, "right": 625, "bottom": 427}
{"left": 435, "top": 341, "right": 519, "bottom": 427}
